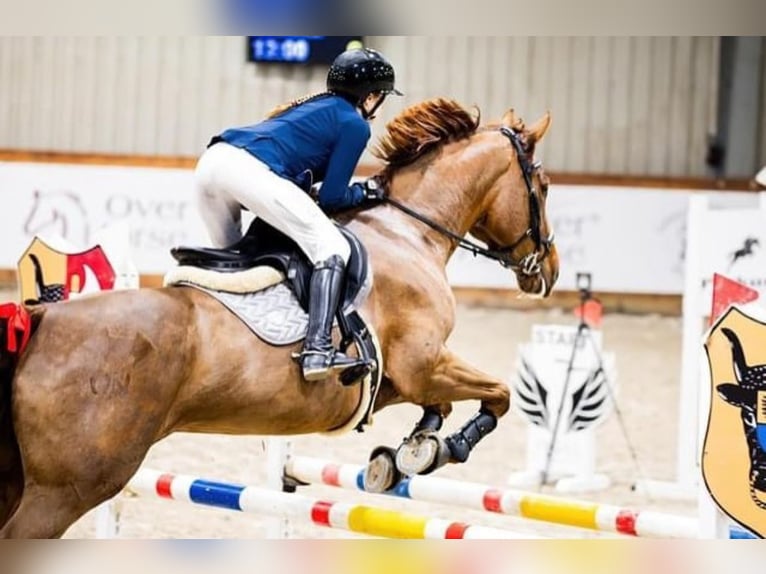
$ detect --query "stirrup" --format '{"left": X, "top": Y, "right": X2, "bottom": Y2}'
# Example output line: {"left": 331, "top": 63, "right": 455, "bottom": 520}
{"left": 296, "top": 349, "right": 371, "bottom": 384}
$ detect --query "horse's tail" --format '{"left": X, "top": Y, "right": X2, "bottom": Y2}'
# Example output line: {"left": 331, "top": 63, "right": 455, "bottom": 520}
{"left": 0, "top": 303, "right": 44, "bottom": 528}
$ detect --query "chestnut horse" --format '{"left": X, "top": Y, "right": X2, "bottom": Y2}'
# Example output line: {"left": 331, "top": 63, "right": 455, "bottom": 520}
{"left": 0, "top": 98, "right": 557, "bottom": 538}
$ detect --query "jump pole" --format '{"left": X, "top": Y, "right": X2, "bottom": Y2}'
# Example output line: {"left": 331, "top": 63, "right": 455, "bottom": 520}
{"left": 127, "top": 468, "right": 538, "bottom": 539}
{"left": 284, "top": 456, "right": 698, "bottom": 539}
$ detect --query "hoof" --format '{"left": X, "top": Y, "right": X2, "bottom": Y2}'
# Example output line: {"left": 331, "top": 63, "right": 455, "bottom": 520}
{"left": 395, "top": 432, "right": 451, "bottom": 476}
{"left": 364, "top": 446, "right": 402, "bottom": 493}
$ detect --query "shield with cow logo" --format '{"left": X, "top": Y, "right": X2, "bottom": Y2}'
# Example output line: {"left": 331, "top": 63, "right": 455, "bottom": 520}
{"left": 17, "top": 236, "right": 116, "bottom": 304}
{"left": 703, "top": 305, "right": 766, "bottom": 538}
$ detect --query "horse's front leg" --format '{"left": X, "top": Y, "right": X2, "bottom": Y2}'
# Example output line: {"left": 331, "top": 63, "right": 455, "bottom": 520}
{"left": 409, "top": 403, "right": 454, "bottom": 435}
{"left": 364, "top": 403, "right": 452, "bottom": 492}
{"left": 396, "top": 348, "right": 509, "bottom": 473}
{"left": 364, "top": 348, "right": 509, "bottom": 492}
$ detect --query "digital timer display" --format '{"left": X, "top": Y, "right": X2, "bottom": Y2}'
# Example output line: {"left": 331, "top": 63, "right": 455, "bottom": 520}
{"left": 247, "top": 36, "right": 363, "bottom": 65}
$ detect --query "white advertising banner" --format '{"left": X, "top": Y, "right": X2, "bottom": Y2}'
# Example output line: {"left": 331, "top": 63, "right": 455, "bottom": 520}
{"left": 0, "top": 162, "right": 760, "bottom": 294}
{"left": 447, "top": 185, "right": 758, "bottom": 293}
{"left": 0, "top": 162, "right": 209, "bottom": 274}
{"left": 692, "top": 205, "right": 766, "bottom": 313}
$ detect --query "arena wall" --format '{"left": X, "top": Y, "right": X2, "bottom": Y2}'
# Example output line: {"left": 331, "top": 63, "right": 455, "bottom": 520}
{"left": 0, "top": 36, "right": 747, "bottom": 177}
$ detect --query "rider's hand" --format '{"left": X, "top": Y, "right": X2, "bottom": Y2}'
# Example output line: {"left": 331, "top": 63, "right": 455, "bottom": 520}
{"left": 309, "top": 183, "right": 321, "bottom": 203}
{"left": 362, "top": 176, "right": 386, "bottom": 201}
{"left": 348, "top": 176, "right": 387, "bottom": 210}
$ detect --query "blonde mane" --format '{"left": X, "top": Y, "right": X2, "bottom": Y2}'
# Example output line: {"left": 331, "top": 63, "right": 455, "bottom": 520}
{"left": 373, "top": 98, "right": 480, "bottom": 168}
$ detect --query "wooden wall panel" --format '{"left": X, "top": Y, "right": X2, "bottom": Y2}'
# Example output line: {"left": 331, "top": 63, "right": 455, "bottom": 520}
{"left": 0, "top": 36, "right": 727, "bottom": 177}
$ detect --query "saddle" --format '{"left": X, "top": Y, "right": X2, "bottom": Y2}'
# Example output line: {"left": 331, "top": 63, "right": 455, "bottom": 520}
{"left": 167, "top": 220, "right": 381, "bottom": 432}
{"left": 171, "top": 219, "right": 369, "bottom": 314}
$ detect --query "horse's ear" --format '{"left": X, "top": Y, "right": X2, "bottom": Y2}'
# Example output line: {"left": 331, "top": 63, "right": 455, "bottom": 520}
{"left": 501, "top": 109, "right": 524, "bottom": 131}
{"left": 526, "top": 112, "right": 552, "bottom": 146}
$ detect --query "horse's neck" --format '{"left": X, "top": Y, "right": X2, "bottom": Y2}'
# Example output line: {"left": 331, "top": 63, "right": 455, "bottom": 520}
{"left": 379, "top": 134, "right": 506, "bottom": 260}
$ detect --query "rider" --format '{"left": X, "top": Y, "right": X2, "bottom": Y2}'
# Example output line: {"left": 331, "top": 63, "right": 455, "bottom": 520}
{"left": 196, "top": 47, "right": 402, "bottom": 382}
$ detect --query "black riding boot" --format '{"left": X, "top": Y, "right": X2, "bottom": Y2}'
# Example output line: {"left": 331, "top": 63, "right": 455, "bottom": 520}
{"left": 300, "top": 255, "right": 370, "bottom": 381}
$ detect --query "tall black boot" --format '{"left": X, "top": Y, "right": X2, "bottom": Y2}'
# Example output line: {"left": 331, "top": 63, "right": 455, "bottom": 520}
{"left": 299, "top": 255, "right": 370, "bottom": 382}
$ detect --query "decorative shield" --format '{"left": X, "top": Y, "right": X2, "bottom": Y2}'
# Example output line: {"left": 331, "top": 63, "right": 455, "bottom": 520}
{"left": 703, "top": 305, "right": 766, "bottom": 538}
{"left": 17, "top": 236, "right": 116, "bottom": 304}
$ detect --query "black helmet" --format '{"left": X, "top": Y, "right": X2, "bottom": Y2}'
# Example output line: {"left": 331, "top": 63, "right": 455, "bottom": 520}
{"left": 327, "top": 48, "right": 403, "bottom": 102}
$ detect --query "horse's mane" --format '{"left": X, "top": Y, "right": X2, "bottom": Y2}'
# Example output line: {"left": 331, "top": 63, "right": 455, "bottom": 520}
{"left": 373, "top": 98, "right": 480, "bottom": 169}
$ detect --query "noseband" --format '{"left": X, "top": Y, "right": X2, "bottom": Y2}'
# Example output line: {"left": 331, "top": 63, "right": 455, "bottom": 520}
{"left": 381, "top": 126, "right": 554, "bottom": 276}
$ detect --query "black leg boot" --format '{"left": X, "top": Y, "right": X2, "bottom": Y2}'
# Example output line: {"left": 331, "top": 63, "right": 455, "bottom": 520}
{"left": 300, "top": 255, "right": 371, "bottom": 382}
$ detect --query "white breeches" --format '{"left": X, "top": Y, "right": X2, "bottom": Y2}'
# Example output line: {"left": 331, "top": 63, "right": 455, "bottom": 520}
{"left": 195, "top": 142, "right": 350, "bottom": 264}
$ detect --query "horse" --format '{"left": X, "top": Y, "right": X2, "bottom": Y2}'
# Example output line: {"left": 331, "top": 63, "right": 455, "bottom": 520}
{"left": 0, "top": 98, "right": 558, "bottom": 538}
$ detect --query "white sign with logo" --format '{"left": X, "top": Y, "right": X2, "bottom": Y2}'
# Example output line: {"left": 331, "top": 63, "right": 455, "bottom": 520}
{"left": 0, "top": 163, "right": 761, "bottom": 293}
{"left": 0, "top": 162, "right": 208, "bottom": 274}
{"left": 447, "top": 186, "right": 759, "bottom": 294}
{"left": 509, "top": 323, "right": 617, "bottom": 493}
{"left": 690, "top": 206, "right": 766, "bottom": 315}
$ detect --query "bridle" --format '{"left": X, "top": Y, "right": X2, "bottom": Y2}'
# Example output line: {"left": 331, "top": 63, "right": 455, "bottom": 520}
{"left": 381, "top": 126, "right": 555, "bottom": 276}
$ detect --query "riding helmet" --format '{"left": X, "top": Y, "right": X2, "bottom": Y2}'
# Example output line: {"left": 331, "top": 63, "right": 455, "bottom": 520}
{"left": 327, "top": 48, "right": 403, "bottom": 102}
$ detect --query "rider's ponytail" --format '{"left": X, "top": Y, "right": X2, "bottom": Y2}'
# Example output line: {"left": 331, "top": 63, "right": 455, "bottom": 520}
{"left": 266, "top": 92, "right": 331, "bottom": 119}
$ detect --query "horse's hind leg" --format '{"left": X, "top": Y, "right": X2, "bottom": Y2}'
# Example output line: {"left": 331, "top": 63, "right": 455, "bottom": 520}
{"left": 0, "top": 478, "right": 126, "bottom": 539}
{"left": 0, "top": 452, "right": 138, "bottom": 539}
{"left": 0, "top": 484, "right": 81, "bottom": 538}
{"left": 0, "top": 466, "right": 23, "bottom": 530}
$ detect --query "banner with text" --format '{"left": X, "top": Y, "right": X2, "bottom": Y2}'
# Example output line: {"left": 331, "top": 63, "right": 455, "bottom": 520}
{"left": 0, "top": 161, "right": 759, "bottom": 293}
{"left": 0, "top": 162, "right": 206, "bottom": 274}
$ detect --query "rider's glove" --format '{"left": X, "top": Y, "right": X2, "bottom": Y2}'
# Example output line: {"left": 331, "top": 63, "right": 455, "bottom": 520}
{"left": 361, "top": 176, "right": 386, "bottom": 202}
